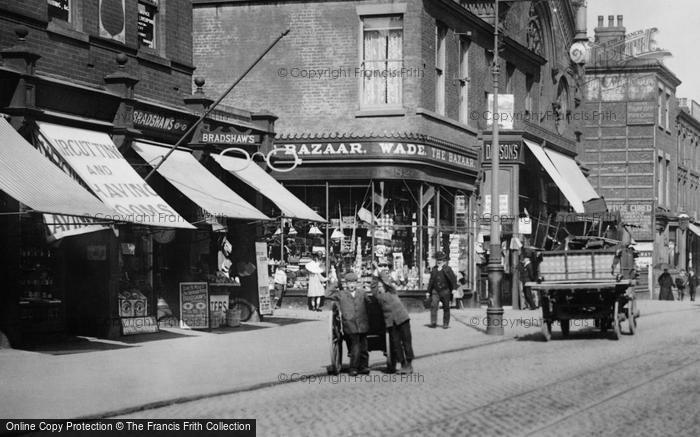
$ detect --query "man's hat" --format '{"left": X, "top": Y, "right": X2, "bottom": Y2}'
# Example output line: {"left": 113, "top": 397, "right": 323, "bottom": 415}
{"left": 435, "top": 251, "right": 447, "bottom": 261}
{"left": 344, "top": 272, "right": 358, "bottom": 282}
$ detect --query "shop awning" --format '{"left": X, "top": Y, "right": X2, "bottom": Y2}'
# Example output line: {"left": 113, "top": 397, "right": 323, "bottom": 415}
{"left": 0, "top": 118, "right": 115, "bottom": 218}
{"left": 211, "top": 154, "right": 326, "bottom": 222}
{"left": 524, "top": 139, "right": 585, "bottom": 213}
{"left": 542, "top": 148, "right": 599, "bottom": 204}
{"left": 688, "top": 222, "right": 700, "bottom": 237}
{"left": 131, "top": 142, "right": 270, "bottom": 221}
{"left": 36, "top": 122, "right": 194, "bottom": 229}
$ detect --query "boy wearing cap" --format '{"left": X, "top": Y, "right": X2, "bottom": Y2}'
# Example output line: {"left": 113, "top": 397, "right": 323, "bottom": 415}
{"left": 426, "top": 251, "right": 458, "bottom": 329}
{"left": 272, "top": 262, "right": 287, "bottom": 309}
{"left": 326, "top": 272, "right": 370, "bottom": 376}
{"left": 371, "top": 263, "right": 414, "bottom": 374}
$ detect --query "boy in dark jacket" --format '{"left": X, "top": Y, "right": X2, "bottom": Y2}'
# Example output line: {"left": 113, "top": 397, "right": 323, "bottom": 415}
{"left": 326, "top": 272, "right": 370, "bottom": 376}
{"left": 371, "top": 263, "right": 414, "bottom": 374}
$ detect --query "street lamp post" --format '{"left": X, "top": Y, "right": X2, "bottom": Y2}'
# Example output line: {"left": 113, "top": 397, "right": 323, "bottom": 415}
{"left": 486, "top": 0, "right": 504, "bottom": 335}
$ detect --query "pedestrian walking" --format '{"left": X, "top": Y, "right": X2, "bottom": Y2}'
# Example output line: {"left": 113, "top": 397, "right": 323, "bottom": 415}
{"left": 658, "top": 267, "right": 674, "bottom": 301}
{"left": 520, "top": 256, "right": 537, "bottom": 310}
{"left": 689, "top": 268, "right": 697, "bottom": 302}
{"left": 426, "top": 251, "right": 457, "bottom": 329}
{"left": 326, "top": 272, "right": 370, "bottom": 376}
{"left": 305, "top": 252, "right": 327, "bottom": 311}
{"left": 676, "top": 269, "right": 688, "bottom": 301}
{"left": 370, "top": 262, "right": 414, "bottom": 374}
{"left": 272, "top": 262, "right": 287, "bottom": 309}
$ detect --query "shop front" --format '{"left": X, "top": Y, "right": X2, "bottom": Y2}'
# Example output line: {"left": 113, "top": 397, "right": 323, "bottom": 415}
{"left": 479, "top": 130, "right": 600, "bottom": 308}
{"left": 267, "top": 136, "right": 479, "bottom": 300}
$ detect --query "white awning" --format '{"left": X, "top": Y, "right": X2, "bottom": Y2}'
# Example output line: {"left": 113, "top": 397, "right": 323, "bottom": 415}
{"left": 688, "top": 223, "right": 700, "bottom": 237}
{"left": 523, "top": 139, "right": 585, "bottom": 213}
{"left": 37, "top": 122, "right": 194, "bottom": 229}
{"left": 131, "top": 142, "right": 269, "bottom": 221}
{"left": 543, "top": 148, "right": 599, "bottom": 204}
{"left": 211, "top": 154, "right": 326, "bottom": 222}
{"left": 0, "top": 118, "right": 115, "bottom": 218}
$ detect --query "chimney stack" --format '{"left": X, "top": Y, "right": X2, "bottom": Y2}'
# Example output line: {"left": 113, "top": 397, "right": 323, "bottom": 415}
{"left": 594, "top": 13, "right": 626, "bottom": 46}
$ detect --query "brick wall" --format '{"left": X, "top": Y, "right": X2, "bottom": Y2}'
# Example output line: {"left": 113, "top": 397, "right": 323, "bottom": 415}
{"left": 0, "top": 0, "right": 194, "bottom": 108}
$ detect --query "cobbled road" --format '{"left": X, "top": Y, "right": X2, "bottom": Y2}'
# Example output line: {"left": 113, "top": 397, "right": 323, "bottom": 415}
{"left": 118, "top": 304, "right": 700, "bottom": 436}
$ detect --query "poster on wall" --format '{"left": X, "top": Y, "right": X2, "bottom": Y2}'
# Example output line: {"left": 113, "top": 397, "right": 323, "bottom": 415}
{"left": 255, "top": 242, "right": 273, "bottom": 315}
{"left": 99, "top": 0, "right": 126, "bottom": 43}
{"left": 179, "top": 282, "right": 209, "bottom": 329}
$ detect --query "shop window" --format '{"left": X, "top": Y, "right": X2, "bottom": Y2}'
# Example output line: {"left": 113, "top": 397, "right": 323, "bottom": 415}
{"left": 48, "top": 0, "right": 70, "bottom": 22}
{"left": 658, "top": 88, "right": 664, "bottom": 128}
{"left": 360, "top": 15, "right": 403, "bottom": 107}
{"left": 435, "top": 22, "right": 447, "bottom": 116}
{"left": 138, "top": 0, "right": 158, "bottom": 50}
{"left": 525, "top": 73, "right": 534, "bottom": 117}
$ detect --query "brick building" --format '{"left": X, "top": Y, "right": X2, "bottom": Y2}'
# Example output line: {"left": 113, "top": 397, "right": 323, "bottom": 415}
{"left": 193, "top": 0, "right": 595, "bottom": 306}
{"left": 0, "top": 0, "right": 311, "bottom": 345}
{"left": 581, "top": 15, "right": 700, "bottom": 284}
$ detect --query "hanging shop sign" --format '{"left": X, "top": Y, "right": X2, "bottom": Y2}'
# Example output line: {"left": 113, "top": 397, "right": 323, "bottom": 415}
{"left": 483, "top": 142, "right": 523, "bottom": 163}
{"left": 179, "top": 282, "right": 209, "bottom": 329}
{"left": 255, "top": 242, "right": 273, "bottom": 316}
{"left": 197, "top": 125, "right": 261, "bottom": 145}
{"left": 132, "top": 109, "right": 190, "bottom": 135}
{"left": 274, "top": 141, "right": 477, "bottom": 171}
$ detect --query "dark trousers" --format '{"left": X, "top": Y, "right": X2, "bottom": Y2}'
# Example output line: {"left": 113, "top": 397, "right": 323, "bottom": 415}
{"left": 691, "top": 286, "right": 696, "bottom": 301}
{"left": 523, "top": 286, "right": 535, "bottom": 309}
{"left": 388, "top": 320, "right": 414, "bottom": 366}
{"left": 273, "top": 283, "right": 285, "bottom": 308}
{"left": 430, "top": 289, "right": 451, "bottom": 326}
{"left": 346, "top": 333, "right": 368, "bottom": 371}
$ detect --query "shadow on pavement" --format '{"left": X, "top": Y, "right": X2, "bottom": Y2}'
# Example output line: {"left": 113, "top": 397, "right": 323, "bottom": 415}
{"left": 21, "top": 336, "right": 135, "bottom": 355}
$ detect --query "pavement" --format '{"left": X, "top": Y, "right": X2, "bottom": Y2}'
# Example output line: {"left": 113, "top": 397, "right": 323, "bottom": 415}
{"left": 0, "top": 299, "right": 693, "bottom": 419}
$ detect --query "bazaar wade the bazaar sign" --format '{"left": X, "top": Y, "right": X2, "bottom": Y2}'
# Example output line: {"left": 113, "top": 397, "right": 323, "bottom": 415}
{"left": 275, "top": 141, "right": 477, "bottom": 171}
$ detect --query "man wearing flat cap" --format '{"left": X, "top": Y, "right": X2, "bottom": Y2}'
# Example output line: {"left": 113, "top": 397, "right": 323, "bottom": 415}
{"left": 426, "top": 251, "right": 457, "bottom": 329}
{"left": 326, "top": 272, "right": 370, "bottom": 376}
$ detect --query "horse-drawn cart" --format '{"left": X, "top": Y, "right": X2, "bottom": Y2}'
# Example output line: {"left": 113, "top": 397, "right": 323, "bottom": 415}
{"left": 526, "top": 249, "right": 639, "bottom": 341}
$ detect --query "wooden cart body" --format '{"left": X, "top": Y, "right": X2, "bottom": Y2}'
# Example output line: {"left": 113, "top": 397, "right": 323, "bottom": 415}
{"left": 526, "top": 249, "right": 639, "bottom": 340}
{"left": 328, "top": 293, "right": 390, "bottom": 374}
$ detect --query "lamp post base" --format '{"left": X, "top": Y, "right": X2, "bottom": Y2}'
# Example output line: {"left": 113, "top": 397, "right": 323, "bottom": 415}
{"left": 486, "top": 307, "right": 504, "bottom": 335}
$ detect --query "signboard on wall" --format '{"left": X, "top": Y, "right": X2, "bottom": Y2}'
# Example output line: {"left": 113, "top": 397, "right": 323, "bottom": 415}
{"left": 627, "top": 101, "right": 656, "bottom": 125}
{"left": 274, "top": 141, "right": 477, "bottom": 172}
{"left": 607, "top": 200, "right": 653, "bottom": 241}
{"left": 255, "top": 242, "right": 273, "bottom": 315}
{"left": 121, "top": 316, "right": 159, "bottom": 335}
{"left": 179, "top": 282, "right": 209, "bottom": 329}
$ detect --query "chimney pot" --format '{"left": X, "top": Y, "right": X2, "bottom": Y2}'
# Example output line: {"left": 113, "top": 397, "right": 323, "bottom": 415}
{"left": 598, "top": 15, "right": 604, "bottom": 27}
{"left": 617, "top": 15, "right": 623, "bottom": 27}
{"left": 608, "top": 15, "right": 614, "bottom": 27}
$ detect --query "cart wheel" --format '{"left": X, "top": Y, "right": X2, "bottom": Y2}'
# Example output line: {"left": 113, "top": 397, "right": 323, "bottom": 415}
{"left": 328, "top": 305, "right": 343, "bottom": 375}
{"left": 628, "top": 300, "right": 637, "bottom": 335}
{"left": 560, "top": 319, "right": 570, "bottom": 337}
{"left": 541, "top": 319, "right": 552, "bottom": 341}
{"left": 612, "top": 301, "right": 621, "bottom": 340}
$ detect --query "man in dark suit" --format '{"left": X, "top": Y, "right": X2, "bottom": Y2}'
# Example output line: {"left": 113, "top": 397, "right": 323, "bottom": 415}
{"left": 370, "top": 263, "right": 414, "bottom": 374}
{"left": 326, "top": 272, "right": 370, "bottom": 376}
{"left": 426, "top": 251, "right": 457, "bottom": 329}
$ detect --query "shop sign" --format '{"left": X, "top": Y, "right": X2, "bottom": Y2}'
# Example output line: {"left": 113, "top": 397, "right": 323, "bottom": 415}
{"left": 274, "top": 141, "right": 476, "bottom": 171}
{"left": 255, "top": 242, "right": 273, "bottom": 316}
{"left": 483, "top": 142, "right": 522, "bottom": 162}
{"left": 179, "top": 282, "right": 209, "bottom": 329}
{"left": 607, "top": 200, "right": 653, "bottom": 241}
{"left": 197, "top": 126, "right": 261, "bottom": 145}
{"left": 455, "top": 194, "right": 467, "bottom": 214}
{"left": 43, "top": 213, "right": 109, "bottom": 242}
{"left": 121, "top": 316, "right": 159, "bottom": 335}
{"left": 132, "top": 109, "right": 189, "bottom": 135}
{"left": 137, "top": 2, "right": 156, "bottom": 49}
{"left": 627, "top": 101, "right": 656, "bottom": 125}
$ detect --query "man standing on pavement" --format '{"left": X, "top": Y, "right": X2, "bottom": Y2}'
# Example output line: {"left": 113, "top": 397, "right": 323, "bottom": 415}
{"left": 273, "top": 262, "right": 287, "bottom": 309}
{"left": 426, "top": 251, "right": 457, "bottom": 329}
{"left": 326, "top": 272, "right": 370, "bottom": 376}
{"left": 689, "top": 268, "right": 697, "bottom": 302}
{"left": 520, "top": 256, "right": 537, "bottom": 310}
{"left": 371, "top": 262, "right": 414, "bottom": 374}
